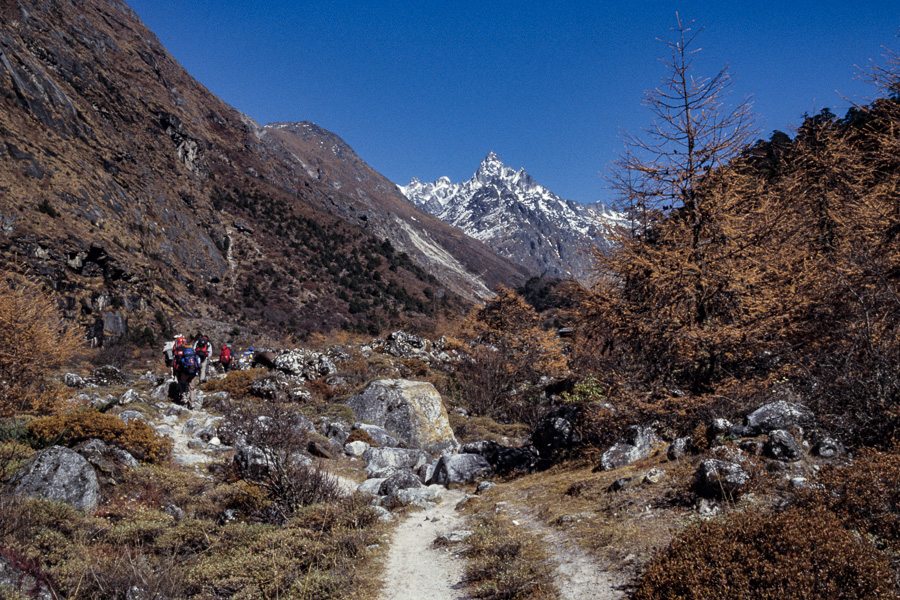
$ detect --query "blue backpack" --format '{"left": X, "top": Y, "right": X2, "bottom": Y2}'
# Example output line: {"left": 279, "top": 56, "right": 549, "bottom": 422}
{"left": 178, "top": 347, "right": 200, "bottom": 374}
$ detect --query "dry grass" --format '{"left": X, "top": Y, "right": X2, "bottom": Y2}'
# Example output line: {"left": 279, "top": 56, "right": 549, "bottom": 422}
{"left": 469, "top": 452, "right": 697, "bottom": 579}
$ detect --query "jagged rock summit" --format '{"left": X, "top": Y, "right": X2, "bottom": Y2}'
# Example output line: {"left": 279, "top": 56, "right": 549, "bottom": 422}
{"left": 401, "top": 153, "right": 625, "bottom": 282}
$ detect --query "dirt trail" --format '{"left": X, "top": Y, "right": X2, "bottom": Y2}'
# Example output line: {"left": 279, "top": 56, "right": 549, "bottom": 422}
{"left": 511, "top": 508, "right": 625, "bottom": 600}
{"left": 379, "top": 489, "right": 469, "bottom": 600}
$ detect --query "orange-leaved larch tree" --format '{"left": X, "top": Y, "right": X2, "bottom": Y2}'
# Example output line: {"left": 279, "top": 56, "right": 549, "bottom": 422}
{"left": 455, "top": 286, "right": 567, "bottom": 425}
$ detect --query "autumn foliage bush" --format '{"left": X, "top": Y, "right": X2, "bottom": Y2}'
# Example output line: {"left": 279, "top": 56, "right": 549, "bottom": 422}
{"left": 455, "top": 286, "right": 567, "bottom": 426}
{"left": 633, "top": 506, "right": 898, "bottom": 600}
{"left": 0, "top": 278, "right": 82, "bottom": 416}
{"left": 26, "top": 409, "right": 172, "bottom": 463}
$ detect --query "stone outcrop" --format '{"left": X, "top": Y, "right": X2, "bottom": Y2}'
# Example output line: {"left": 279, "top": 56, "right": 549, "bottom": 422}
{"left": 428, "top": 453, "right": 492, "bottom": 487}
{"left": 363, "top": 447, "right": 430, "bottom": 478}
{"left": 347, "top": 379, "right": 458, "bottom": 454}
{"left": 695, "top": 459, "right": 750, "bottom": 499}
{"left": 10, "top": 446, "right": 101, "bottom": 511}
{"left": 600, "top": 425, "right": 663, "bottom": 471}
{"left": 737, "top": 400, "right": 815, "bottom": 436}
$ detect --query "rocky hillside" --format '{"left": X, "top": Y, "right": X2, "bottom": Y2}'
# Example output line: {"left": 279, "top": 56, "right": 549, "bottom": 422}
{"left": 0, "top": 0, "right": 527, "bottom": 344}
{"left": 401, "top": 152, "right": 624, "bottom": 281}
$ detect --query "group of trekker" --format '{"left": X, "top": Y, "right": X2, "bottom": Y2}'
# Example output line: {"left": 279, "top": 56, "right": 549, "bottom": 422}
{"left": 163, "top": 334, "right": 235, "bottom": 403}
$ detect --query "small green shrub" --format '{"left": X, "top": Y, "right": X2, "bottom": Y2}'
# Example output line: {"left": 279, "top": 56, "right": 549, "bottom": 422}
{"left": 633, "top": 506, "right": 897, "bottom": 600}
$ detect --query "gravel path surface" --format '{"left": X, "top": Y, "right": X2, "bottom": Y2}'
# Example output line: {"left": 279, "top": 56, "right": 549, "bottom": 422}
{"left": 379, "top": 489, "right": 469, "bottom": 600}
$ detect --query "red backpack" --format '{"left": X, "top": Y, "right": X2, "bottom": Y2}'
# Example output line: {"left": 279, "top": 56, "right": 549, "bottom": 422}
{"left": 195, "top": 335, "right": 210, "bottom": 358}
{"left": 220, "top": 346, "right": 232, "bottom": 362}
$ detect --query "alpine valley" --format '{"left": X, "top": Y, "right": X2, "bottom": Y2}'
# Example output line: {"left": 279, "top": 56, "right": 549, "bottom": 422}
{"left": 401, "top": 152, "right": 623, "bottom": 282}
{"left": 0, "top": 0, "right": 532, "bottom": 343}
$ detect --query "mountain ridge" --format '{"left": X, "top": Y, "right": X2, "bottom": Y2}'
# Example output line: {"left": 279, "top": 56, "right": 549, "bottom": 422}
{"left": 400, "top": 153, "right": 623, "bottom": 281}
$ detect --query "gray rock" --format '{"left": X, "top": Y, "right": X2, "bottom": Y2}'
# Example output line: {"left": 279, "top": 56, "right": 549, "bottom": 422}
{"left": 119, "top": 389, "right": 141, "bottom": 405}
{"left": 739, "top": 440, "right": 764, "bottom": 455}
{"left": 357, "top": 478, "right": 387, "bottom": 496}
{"left": 182, "top": 419, "right": 200, "bottom": 436}
{"left": 437, "top": 530, "right": 474, "bottom": 543}
{"left": 90, "top": 365, "right": 130, "bottom": 386}
{"left": 600, "top": 425, "right": 662, "bottom": 471}
{"left": 354, "top": 423, "right": 407, "bottom": 449}
{"left": 429, "top": 453, "right": 492, "bottom": 487}
{"left": 64, "top": 373, "right": 85, "bottom": 388}
{"left": 695, "top": 459, "right": 750, "bottom": 499}
{"left": 814, "top": 437, "right": 844, "bottom": 459}
{"left": 11, "top": 446, "right": 100, "bottom": 511}
{"left": 709, "top": 418, "right": 732, "bottom": 435}
{"left": 150, "top": 381, "right": 173, "bottom": 402}
{"left": 273, "top": 349, "right": 337, "bottom": 379}
{"left": 194, "top": 426, "right": 217, "bottom": 443}
{"left": 531, "top": 406, "right": 581, "bottom": 464}
{"left": 476, "top": 481, "right": 498, "bottom": 493}
{"left": 363, "top": 447, "right": 430, "bottom": 478}
{"left": 117, "top": 410, "right": 147, "bottom": 424}
{"left": 372, "top": 505, "right": 393, "bottom": 521}
{"left": 344, "top": 441, "right": 369, "bottom": 457}
{"left": 165, "top": 404, "right": 190, "bottom": 417}
{"left": 394, "top": 485, "right": 444, "bottom": 508}
{"left": 234, "top": 445, "right": 270, "bottom": 481}
{"left": 0, "top": 555, "right": 54, "bottom": 599}
{"left": 379, "top": 469, "right": 423, "bottom": 497}
{"left": 643, "top": 468, "right": 665, "bottom": 484}
{"left": 321, "top": 420, "right": 351, "bottom": 446}
{"left": 667, "top": 437, "right": 693, "bottom": 460}
{"left": 742, "top": 400, "right": 815, "bottom": 436}
{"left": 347, "top": 379, "right": 458, "bottom": 454}
{"left": 764, "top": 430, "right": 803, "bottom": 462}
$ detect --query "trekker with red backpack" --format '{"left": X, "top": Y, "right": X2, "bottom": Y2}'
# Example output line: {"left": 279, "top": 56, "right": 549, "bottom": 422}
{"left": 171, "top": 334, "right": 188, "bottom": 377}
{"left": 194, "top": 333, "right": 211, "bottom": 383}
{"left": 219, "top": 344, "right": 233, "bottom": 372}
{"left": 174, "top": 345, "right": 201, "bottom": 404}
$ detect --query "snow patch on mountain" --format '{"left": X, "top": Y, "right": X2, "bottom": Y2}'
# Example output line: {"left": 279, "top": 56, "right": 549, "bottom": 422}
{"left": 399, "top": 153, "right": 624, "bottom": 281}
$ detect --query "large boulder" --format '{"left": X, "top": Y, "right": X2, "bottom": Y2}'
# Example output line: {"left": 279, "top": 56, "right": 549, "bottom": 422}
{"left": 739, "top": 400, "right": 815, "bottom": 436}
{"left": 378, "top": 469, "right": 423, "bottom": 497}
{"left": 10, "top": 446, "right": 100, "bottom": 511}
{"left": 273, "top": 349, "right": 337, "bottom": 380}
{"left": 461, "top": 440, "right": 538, "bottom": 475}
{"left": 74, "top": 438, "right": 138, "bottom": 485}
{"left": 429, "top": 453, "right": 492, "bottom": 487}
{"left": 363, "top": 447, "right": 430, "bottom": 478}
{"left": 695, "top": 459, "right": 750, "bottom": 499}
{"left": 353, "top": 423, "right": 406, "bottom": 448}
{"left": 347, "top": 379, "right": 458, "bottom": 454}
{"left": 600, "top": 425, "right": 663, "bottom": 471}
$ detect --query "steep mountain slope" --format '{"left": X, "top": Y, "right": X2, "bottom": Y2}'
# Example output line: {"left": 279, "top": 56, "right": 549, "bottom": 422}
{"left": 0, "top": 0, "right": 525, "bottom": 344}
{"left": 401, "top": 153, "right": 623, "bottom": 281}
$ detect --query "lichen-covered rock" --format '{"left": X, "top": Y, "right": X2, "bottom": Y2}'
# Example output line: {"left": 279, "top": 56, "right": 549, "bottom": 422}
{"left": 695, "top": 459, "right": 750, "bottom": 499}
{"left": 378, "top": 469, "right": 423, "bottom": 497}
{"left": 741, "top": 400, "right": 815, "bottom": 436}
{"left": 0, "top": 555, "right": 54, "bottom": 599}
{"left": 531, "top": 405, "right": 581, "bottom": 464}
{"left": 234, "top": 445, "right": 269, "bottom": 481}
{"left": 394, "top": 485, "right": 444, "bottom": 508}
{"left": 363, "top": 447, "right": 430, "bottom": 478}
{"left": 814, "top": 437, "right": 844, "bottom": 459}
{"left": 64, "top": 373, "right": 85, "bottom": 388}
{"left": 429, "top": 453, "right": 492, "bottom": 487}
{"left": 667, "top": 437, "right": 693, "bottom": 461}
{"left": 273, "top": 349, "right": 337, "bottom": 380}
{"left": 347, "top": 379, "right": 458, "bottom": 454}
{"left": 344, "top": 440, "right": 369, "bottom": 457}
{"left": 11, "top": 446, "right": 100, "bottom": 511}
{"left": 600, "top": 425, "right": 662, "bottom": 471}
{"left": 89, "top": 365, "right": 130, "bottom": 386}
{"left": 353, "top": 423, "right": 406, "bottom": 448}
{"left": 764, "top": 429, "right": 804, "bottom": 462}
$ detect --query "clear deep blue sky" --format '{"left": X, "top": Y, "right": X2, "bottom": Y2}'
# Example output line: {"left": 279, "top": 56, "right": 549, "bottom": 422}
{"left": 126, "top": 0, "right": 899, "bottom": 205}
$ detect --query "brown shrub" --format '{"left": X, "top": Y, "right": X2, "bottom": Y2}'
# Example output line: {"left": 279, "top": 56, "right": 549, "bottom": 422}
{"left": 802, "top": 449, "right": 900, "bottom": 554}
{"left": 345, "top": 428, "right": 378, "bottom": 447}
{"left": 0, "top": 277, "right": 82, "bottom": 416}
{"left": 306, "top": 378, "right": 335, "bottom": 402}
{"left": 201, "top": 368, "right": 267, "bottom": 399}
{"left": 26, "top": 409, "right": 172, "bottom": 463}
{"left": 633, "top": 506, "right": 897, "bottom": 600}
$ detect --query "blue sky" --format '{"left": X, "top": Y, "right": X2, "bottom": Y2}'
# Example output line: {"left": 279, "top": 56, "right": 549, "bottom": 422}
{"left": 126, "top": 0, "right": 899, "bottom": 205}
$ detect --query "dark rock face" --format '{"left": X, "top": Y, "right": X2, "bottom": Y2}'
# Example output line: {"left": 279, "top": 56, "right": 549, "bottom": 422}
{"left": 764, "top": 430, "right": 804, "bottom": 462}
{"left": 531, "top": 405, "right": 581, "bottom": 464}
{"left": 233, "top": 445, "right": 269, "bottom": 481}
{"left": 74, "top": 438, "right": 138, "bottom": 485}
{"left": 461, "top": 440, "right": 538, "bottom": 475}
{"left": 429, "top": 453, "right": 492, "bottom": 487}
{"left": 695, "top": 459, "right": 750, "bottom": 499}
{"left": 11, "top": 446, "right": 100, "bottom": 511}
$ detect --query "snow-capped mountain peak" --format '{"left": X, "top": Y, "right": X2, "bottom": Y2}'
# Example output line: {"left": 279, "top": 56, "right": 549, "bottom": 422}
{"left": 400, "top": 154, "right": 622, "bottom": 282}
